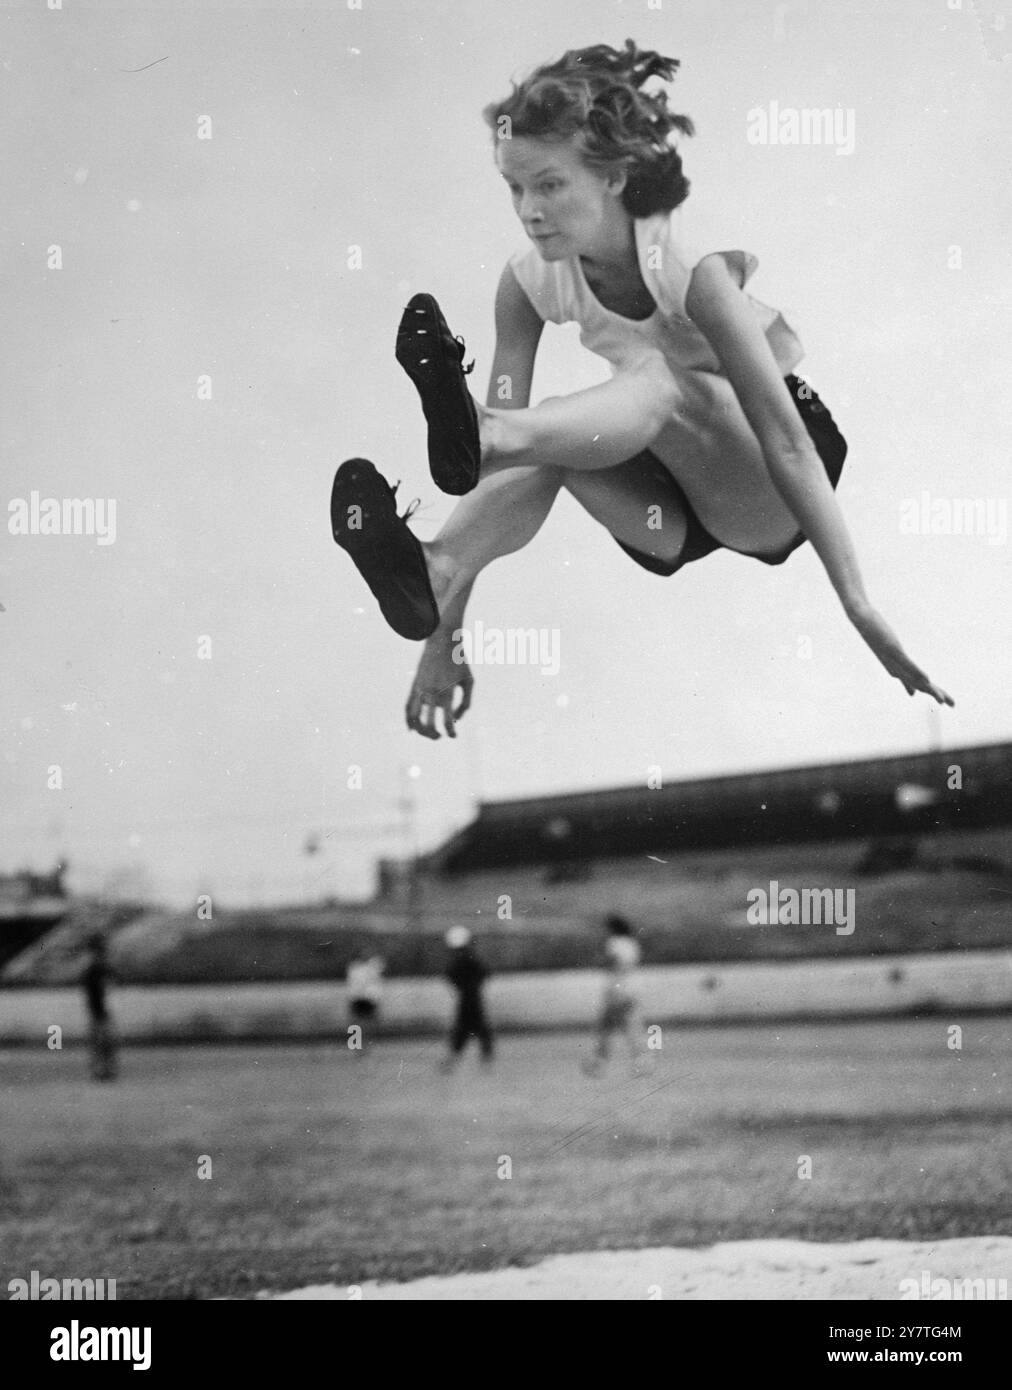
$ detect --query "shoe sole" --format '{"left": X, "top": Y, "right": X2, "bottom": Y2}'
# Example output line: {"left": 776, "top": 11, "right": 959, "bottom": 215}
{"left": 395, "top": 293, "right": 480, "bottom": 496}
{"left": 331, "top": 459, "right": 439, "bottom": 641}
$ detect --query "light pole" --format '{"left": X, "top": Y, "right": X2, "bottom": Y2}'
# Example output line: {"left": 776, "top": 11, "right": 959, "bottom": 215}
{"left": 398, "top": 766, "right": 425, "bottom": 960}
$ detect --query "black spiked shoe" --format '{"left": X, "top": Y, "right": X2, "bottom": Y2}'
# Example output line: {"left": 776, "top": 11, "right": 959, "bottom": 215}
{"left": 395, "top": 293, "right": 481, "bottom": 495}
{"left": 331, "top": 458, "right": 440, "bottom": 640}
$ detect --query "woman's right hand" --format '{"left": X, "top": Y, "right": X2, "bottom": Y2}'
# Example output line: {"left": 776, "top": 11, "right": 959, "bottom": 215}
{"left": 405, "top": 631, "right": 474, "bottom": 739}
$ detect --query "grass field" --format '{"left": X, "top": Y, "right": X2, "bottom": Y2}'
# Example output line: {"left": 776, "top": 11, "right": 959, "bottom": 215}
{"left": 1, "top": 1017, "right": 1010, "bottom": 1300}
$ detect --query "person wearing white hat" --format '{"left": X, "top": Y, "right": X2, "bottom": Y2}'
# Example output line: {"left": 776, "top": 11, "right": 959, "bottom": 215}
{"left": 442, "top": 926, "right": 494, "bottom": 1068}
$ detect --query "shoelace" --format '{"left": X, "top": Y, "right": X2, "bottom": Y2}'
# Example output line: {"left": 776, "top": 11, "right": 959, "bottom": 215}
{"left": 454, "top": 336, "right": 475, "bottom": 377}
{"left": 391, "top": 479, "right": 422, "bottom": 523}
{"left": 400, "top": 312, "right": 474, "bottom": 377}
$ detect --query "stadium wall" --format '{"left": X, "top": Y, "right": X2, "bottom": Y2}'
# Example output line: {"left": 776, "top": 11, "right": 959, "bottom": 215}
{"left": 1, "top": 950, "right": 1010, "bottom": 1044}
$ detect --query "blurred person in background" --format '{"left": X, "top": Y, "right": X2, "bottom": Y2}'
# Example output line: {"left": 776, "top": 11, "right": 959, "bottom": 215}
{"left": 346, "top": 953, "right": 385, "bottom": 1031}
{"left": 442, "top": 926, "right": 494, "bottom": 1069}
{"left": 81, "top": 933, "right": 118, "bottom": 1082}
{"left": 583, "top": 913, "right": 645, "bottom": 1075}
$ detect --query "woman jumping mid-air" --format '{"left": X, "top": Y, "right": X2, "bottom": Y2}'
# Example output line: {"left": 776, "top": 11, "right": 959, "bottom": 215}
{"left": 332, "top": 39, "right": 953, "bottom": 739}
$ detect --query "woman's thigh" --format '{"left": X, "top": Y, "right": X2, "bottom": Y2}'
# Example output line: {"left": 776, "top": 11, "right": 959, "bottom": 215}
{"left": 560, "top": 453, "right": 690, "bottom": 568}
{"left": 651, "top": 374, "right": 847, "bottom": 556}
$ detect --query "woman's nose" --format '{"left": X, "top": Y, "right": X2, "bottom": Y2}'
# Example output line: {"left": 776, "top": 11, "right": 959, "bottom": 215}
{"left": 519, "top": 193, "right": 541, "bottom": 222}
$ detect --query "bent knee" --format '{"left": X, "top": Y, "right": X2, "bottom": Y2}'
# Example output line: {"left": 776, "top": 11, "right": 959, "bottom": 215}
{"left": 634, "top": 354, "right": 680, "bottom": 421}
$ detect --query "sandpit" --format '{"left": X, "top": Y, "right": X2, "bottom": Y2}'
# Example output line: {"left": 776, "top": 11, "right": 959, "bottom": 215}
{"left": 265, "top": 1236, "right": 1012, "bottom": 1301}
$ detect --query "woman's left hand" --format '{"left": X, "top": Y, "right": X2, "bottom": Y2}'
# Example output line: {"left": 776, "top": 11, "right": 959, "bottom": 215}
{"left": 848, "top": 602, "right": 954, "bottom": 705}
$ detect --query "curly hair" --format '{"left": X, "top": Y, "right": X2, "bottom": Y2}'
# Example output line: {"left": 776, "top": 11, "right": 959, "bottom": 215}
{"left": 483, "top": 39, "right": 694, "bottom": 216}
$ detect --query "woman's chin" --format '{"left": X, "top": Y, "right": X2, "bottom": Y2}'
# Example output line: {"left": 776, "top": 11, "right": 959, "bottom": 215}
{"left": 534, "top": 239, "right": 569, "bottom": 261}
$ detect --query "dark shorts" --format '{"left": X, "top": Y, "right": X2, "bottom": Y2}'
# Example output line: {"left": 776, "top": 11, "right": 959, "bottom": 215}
{"left": 600, "top": 995, "right": 636, "bottom": 1030}
{"left": 451, "top": 1004, "right": 493, "bottom": 1055}
{"left": 615, "top": 374, "right": 848, "bottom": 577}
{"left": 350, "top": 998, "right": 377, "bottom": 1021}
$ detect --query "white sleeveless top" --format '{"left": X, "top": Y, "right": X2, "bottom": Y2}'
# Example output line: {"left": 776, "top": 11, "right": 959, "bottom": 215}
{"left": 604, "top": 934, "right": 640, "bottom": 1001}
{"left": 508, "top": 209, "right": 803, "bottom": 378}
{"left": 507, "top": 210, "right": 808, "bottom": 542}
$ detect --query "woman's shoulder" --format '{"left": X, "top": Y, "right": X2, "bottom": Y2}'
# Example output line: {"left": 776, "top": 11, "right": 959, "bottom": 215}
{"left": 634, "top": 211, "right": 699, "bottom": 319}
{"left": 635, "top": 208, "right": 761, "bottom": 319}
{"left": 507, "top": 246, "right": 575, "bottom": 325}
{"left": 634, "top": 208, "right": 696, "bottom": 266}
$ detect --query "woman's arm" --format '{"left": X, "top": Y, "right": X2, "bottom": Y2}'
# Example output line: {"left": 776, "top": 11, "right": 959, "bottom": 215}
{"left": 405, "top": 265, "right": 545, "bottom": 738}
{"left": 429, "top": 264, "right": 544, "bottom": 636}
{"left": 685, "top": 255, "right": 952, "bottom": 705}
{"left": 488, "top": 261, "right": 545, "bottom": 411}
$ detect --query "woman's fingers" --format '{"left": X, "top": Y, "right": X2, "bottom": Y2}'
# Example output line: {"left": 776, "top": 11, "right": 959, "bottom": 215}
{"left": 423, "top": 694, "right": 446, "bottom": 739}
{"left": 413, "top": 708, "right": 440, "bottom": 740}
{"left": 922, "top": 679, "right": 954, "bottom": 706}
{"left": 854, "top": 608, "right": 954, "bottom": 707}
{"left": 441, "top": 678, "right": 472, "bottom": 738}
{"left": 900, "top": 660, "right": 941, "bottom": 703}
{"left": 870, "top": 625, "right": 954, "bottom": 707}
{"left": 907, "top": 660, "right": 954, "bottom": 705}
{"left": 405, "top": 686, "right": 439, "bottom": 739}
{"left": 442, "top": 691, "right": 458, "bottom": 739}
{"left": 404, "top": 688, "right": 420, "bottom": 730}
{"left": 895, "top": 656, "right": 955, "bottom": 706}
{"left": 405, "top": 679, "right": 472, "bottom": 739}
{"left": 406, "top": 688, "right": 428, "bottom": 736}
{"left": 454, "top": 673, "right": 474, "bottom": 720}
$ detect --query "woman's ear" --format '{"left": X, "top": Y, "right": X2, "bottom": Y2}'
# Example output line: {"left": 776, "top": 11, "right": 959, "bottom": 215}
{"left": 604, "top": 165, "right": 629, "bottom": 197}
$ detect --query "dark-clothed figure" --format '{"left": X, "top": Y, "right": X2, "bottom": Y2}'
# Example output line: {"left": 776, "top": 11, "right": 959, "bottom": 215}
{"left": 444, "top": 926, "right": 493, "bottom": 1067}
{"left": 82, "top": 934, "right": 118, "bottom": 1081}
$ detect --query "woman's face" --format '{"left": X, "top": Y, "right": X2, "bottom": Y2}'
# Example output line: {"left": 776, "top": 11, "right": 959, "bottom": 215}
{"left": 495, "top": 135, "right": 625, "bottom": 260}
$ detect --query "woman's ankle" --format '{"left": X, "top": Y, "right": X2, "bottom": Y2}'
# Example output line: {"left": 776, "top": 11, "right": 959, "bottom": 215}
{"left": 420, "top": 542, "right": 474, "bottom": 618}
{"left": 479, "top": 405, "right": 525, "bottom": 465}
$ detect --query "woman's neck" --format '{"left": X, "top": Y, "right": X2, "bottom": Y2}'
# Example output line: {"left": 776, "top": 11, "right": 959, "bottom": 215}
{"left": 580, "top": 216, "right": 638, "bottom": 278}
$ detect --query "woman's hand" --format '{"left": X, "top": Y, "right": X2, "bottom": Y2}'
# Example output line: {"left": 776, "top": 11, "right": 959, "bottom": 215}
{"left": 405, "top": 631, "right": 474, "bottom": 739}
{"left": 848, "top": 602, "right": 954, "bottom": 705}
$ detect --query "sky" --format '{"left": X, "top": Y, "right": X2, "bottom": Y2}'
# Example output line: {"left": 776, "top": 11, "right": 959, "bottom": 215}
{"left": 2, "top": 0, "right": 1010, "bottom": 905}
